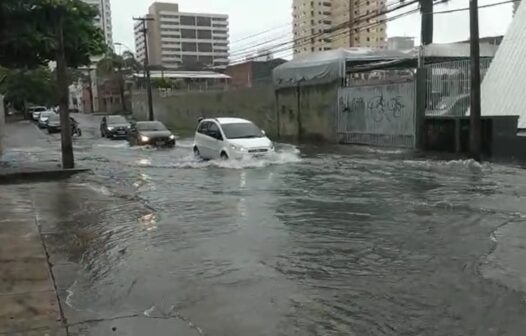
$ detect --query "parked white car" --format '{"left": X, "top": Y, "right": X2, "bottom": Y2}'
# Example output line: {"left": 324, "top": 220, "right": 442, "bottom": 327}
{"left": 29, "top": 106, "right": 49, "bottom": 121}
{"left": 193, "top": 118, "right": 274, "bottom": 160}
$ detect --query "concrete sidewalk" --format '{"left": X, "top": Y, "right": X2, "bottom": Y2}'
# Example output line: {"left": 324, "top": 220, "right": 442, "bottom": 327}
{"left": 0, "top": 117, "right": 89, "bottom": 184}
{"left": 1, "top": 181, "right": 201, "bottom": 336}
{"left": 0, "top": 185, "right": 66, "bottom": 335}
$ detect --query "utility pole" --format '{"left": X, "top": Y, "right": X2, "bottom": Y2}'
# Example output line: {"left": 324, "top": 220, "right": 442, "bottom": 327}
{"left": 55, "top": 10, "right": 74, "bottom": 169}
{"left": 469, "top": 0, "right": 482, "bottom": 161}
{"left": 420, "top": 0, "right": 434, "bottom": 45}
{"left": 133, "top": 17, "right": 155, "bottom": 121}
{"left": 348, "top": 0, "right": 354, "bottom": 47}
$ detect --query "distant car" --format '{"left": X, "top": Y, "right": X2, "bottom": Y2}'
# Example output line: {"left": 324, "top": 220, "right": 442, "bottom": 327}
{"left": 128, "top": 121, "right": 175, "bottom": 147}
{"left": 29, "top": 106, "right": 48, "bottom": 121}
{"left": 48, "top": 115, "right": 82, "bottom": 136}
{"left": 38, "top": 111, "right": 55, "bottom": 128}
{"left": 100, "top": 115, "right": 131, "bottom": 139}
{"left": 193, "top": 118, "right": 274, "bottom": 160}
{"left": 47, "top": 114, "right": 61, "bottom": 133}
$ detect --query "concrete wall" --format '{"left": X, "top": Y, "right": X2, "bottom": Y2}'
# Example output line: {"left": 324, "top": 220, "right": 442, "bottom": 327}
{"left": 132, "top": 83, "right": 340, "bottom": 142}
{"left": 132, "top": 86, "right": 279, "bottom": 137}
{"left": 337, "top": 81, "right": 416, "bottom": 147}
{"left": 276, "top": 82, "right": 340, "bottom": 142}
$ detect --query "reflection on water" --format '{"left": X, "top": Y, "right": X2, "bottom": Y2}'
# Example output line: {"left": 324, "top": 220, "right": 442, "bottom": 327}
{"left": 48, "top": 134, "right": 526, "bottom": 336}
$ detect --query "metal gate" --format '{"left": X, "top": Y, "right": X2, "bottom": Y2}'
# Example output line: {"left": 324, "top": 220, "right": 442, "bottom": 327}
{"left": 337, "top": 80, "right": 416, "bottom": 148}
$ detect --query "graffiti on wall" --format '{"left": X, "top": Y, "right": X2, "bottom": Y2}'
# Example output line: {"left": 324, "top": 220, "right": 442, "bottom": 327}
{"left": 338, "top": 82, "right": 415, "bottom": 137}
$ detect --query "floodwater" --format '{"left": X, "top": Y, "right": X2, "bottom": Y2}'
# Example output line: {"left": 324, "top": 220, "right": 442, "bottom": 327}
{"left": 9, "top": 115, "right": 526, "bottom": 335}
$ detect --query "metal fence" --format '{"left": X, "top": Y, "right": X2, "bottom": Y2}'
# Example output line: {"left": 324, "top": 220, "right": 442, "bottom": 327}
{"left": 337, "top": 80, "right": 417, "bottom": 148}
{"left": 425, "top": 59, "right": 492, "bottom": 116}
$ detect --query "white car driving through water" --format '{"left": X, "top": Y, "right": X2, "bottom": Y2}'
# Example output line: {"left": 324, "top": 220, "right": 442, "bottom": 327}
{"left": 193, "top": 118, "right": 274, "bottom": 160}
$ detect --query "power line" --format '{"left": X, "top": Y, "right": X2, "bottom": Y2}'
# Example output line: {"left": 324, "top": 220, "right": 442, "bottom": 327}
{"left": 230, "top": 0, "right": 407, "bottom": 57}
{"left": 230, "top": 0, "right": 420, "bottom": 60}
{"left": 432, "top": 0, "right": 517, "bottom": 14}
{"left": 229, "top": 0, "right": 423, "bottom": 64}
{"left": 232, "top": 0, "right": 515, "bottom": 65}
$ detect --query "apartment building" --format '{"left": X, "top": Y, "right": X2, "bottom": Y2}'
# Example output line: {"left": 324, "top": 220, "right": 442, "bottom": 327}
{"left": 134, "top": 2, "right": 229, "bottom": 69}
{"left": 387, "top": 36, "right": 415, "bottom": 51}
{"left": 82, "top": 0, "right": 113, "bottom": 46}
{"left": 293, "top": 0, "right": 387, "bottom": 56}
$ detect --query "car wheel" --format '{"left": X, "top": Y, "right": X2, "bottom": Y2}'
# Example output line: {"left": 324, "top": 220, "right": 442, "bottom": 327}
{"left": 220, "top": 152, "right": 229, "bottom": 160}
{"left": 193, "top": 147, "right": 201, "bottom": 158}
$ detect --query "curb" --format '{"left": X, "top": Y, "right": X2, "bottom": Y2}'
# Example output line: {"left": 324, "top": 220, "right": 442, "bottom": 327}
{"left": 0, "top": 168, "right": 91, "bottom": 184}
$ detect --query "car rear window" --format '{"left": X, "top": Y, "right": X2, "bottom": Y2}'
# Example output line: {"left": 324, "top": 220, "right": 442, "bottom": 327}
{"left": 108, "top": 116, "right": 127, "bottom": 124}
{"left": 137, "top": 122, "right": 167, "bottom": 131}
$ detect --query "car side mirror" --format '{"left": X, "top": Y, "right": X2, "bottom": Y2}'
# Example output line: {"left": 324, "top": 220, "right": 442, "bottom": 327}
{"left": 261, "top": 130, "right": 266, "bottom": 135}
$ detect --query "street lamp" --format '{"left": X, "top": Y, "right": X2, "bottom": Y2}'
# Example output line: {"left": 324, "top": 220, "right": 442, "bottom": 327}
{"left": 114, "top": 42, "right": 134, "bottom": 55}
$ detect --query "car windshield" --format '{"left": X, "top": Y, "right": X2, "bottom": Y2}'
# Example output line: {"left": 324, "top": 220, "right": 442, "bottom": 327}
{"left": 221, "top": 122, "right": 263, "bottom": 139}
{"left": 33, "top": 107, "right": 47, "bottom": 112}
{"left": 108, "top": 116, "right": 127, "bottom": 124}
{"left": 137, "top": 122, "right": 167, "bottom": 131}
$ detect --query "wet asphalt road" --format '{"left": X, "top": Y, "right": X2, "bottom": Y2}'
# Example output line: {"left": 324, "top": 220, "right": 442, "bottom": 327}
{"left": 7, "top": 114, "right": 526, "bottom": 335}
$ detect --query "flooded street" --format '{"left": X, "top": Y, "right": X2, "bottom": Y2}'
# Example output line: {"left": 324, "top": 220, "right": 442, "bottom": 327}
{"left": 8, "top": 114, "right": 526, "bottom": 335}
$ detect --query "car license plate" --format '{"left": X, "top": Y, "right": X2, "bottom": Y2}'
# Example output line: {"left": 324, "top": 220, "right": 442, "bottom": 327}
{"left": 156, "top": 140, "right": 165, "bottom": 146}
{"left": 118, "top": 130, "right": 125, "bottom": 134}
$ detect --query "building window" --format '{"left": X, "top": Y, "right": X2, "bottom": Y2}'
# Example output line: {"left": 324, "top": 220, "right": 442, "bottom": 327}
{"left": 196, "top": 16, "right": 212, "bottom": 26}
{"left": 181, "top": 29, "right": 197, "bottom": 38}
{"left": 198, "top": 30, "right": 212, "bottom": 39}
{"left": 180, "top": 16, "right": 196, "bottom": 26}
{"left": 198, "top": 43, "right": 212, "bottom": 52}
{"left": 182, "top": 42, "right": 197, "bottom": 51}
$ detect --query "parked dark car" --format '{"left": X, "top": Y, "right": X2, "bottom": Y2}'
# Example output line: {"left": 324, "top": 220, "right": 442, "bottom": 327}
{"left": 47, "top": 115, "right": 82, "bottom": 136}
{"left": 128, "top": 121, "right": 175, "bottom": 147}
{"left": 100, "top": 115, "right": 131, "bottom": 139}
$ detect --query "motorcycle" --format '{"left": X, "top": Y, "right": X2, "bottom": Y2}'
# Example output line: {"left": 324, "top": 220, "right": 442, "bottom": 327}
{"left": 70, "top": 117, "right": 82, "bottom": 137}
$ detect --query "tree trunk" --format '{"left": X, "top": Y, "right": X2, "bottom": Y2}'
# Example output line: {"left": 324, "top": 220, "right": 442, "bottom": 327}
{"left": 118, "top": 68, "right": 127, "bottom": 112}
{"left": 55, "top": 12, "right": 74, "bottom": 169}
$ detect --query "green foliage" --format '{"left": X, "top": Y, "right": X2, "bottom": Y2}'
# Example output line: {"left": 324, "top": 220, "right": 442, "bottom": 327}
{"left": 97, "top": 51, "right": 142, "bottom": 80}
{"left": 0, "top": 67, "right": 58, "bottom": 109}
{"left": 152, "top": 78, "right": 173, "bottom": 89}
{"left": 0, "top": 0, "right": 106, "bottom": 69}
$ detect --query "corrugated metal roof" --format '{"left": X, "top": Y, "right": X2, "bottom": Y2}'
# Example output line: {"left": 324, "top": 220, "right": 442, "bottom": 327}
{"left": 133, "top": 71, "right": 231, "bottom": 79}
{"left": 481, "top": 1, "right": 526, "bottom": 128}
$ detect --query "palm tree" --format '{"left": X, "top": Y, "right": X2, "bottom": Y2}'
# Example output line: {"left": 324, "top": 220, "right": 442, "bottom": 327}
{"left": 97, "top": 51, "right": 141, "bottom": 112}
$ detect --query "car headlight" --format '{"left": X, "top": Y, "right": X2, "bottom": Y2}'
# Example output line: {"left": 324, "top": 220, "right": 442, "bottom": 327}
{"left": 169, "top": 134, "right": 175, "bottom": 140}
{"left": 140, "top": 135, "right": 150, "bottom": 142}
{"left": 107, "top": 126, "right": 114, "bottom": 131}
{"left": 230, "top": 144, "right": 246, "bottom": 152}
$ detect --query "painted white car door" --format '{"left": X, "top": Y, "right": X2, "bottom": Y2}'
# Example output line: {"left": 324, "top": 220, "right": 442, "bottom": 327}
{"left": 195, "top": 122, "right": 212, "bottom": 158}
{"left": 207, "top": 122, "right": 223, "bottom": 159}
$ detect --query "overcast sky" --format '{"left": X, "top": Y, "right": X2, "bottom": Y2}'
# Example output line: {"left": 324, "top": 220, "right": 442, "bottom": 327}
{"left": 111, "top": 0, "right": 515, "bottom": 58}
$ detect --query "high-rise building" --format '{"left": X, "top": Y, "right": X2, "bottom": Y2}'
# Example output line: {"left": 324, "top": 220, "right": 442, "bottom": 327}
{"left": 134, "top": 2, "right": 230, "bottom": 69}
{"left": 292, "top": 0, "right": 387, "bottom": 56}
{"left": 82, "top": 0, "right": 113, "bottom": 47}
{"left": 387, "top": 36, "right": 415, "bottom": 51}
